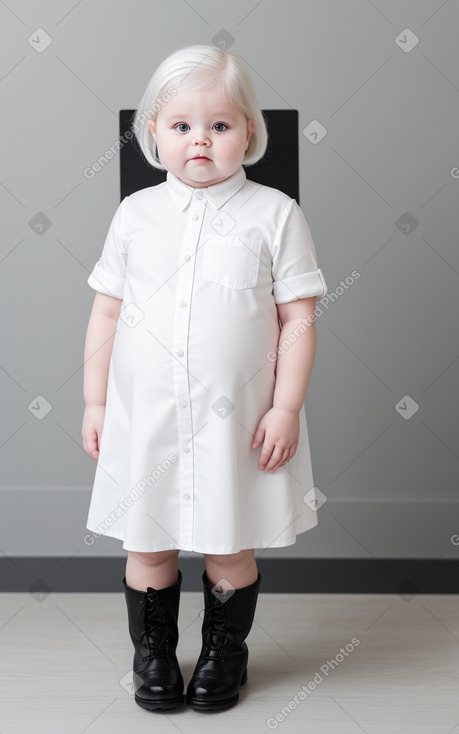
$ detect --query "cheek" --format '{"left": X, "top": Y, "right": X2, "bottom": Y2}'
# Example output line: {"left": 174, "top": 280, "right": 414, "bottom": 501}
{"left": 218, "top": 136, "right": 247, "bottom": 159}
{"left": 160, "top": 134, "right": 183, "bottom": 155}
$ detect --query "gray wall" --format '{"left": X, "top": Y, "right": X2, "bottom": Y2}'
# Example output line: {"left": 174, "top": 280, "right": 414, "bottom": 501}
{"left": 1, "top": 0, "right": 458, "bottom": 563}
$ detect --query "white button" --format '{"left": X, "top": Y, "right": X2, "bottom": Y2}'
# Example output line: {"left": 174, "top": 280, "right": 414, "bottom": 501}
{"left": 194, "top": 190, "right": 204, "bottom": 199}
{"left": 179, "top": 300, "right": 187, "bottom": 307}
{"left": 184, "top": 254, "right": 191, "bottom": 262}
{"left": 183, "top": 446, "right": 190, "bottom": 453}
{"left": 177, "top": 349, "right": 184, "bottom": 357}
{"left": 192, "top": 215, "right": 199, "bottom": 221}
{"left": 180, "top": 401, "right": 187, "bottom": 408}
{"left": 183, "top": 493, "right": 191, "bottom": 500}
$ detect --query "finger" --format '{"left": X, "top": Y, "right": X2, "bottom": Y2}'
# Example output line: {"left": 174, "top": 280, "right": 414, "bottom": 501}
{"left": 251, "top": 426, "right": 265, "bottom": 448}
{"left": 91, "top": 432, "right": 100, "bottom": 462}
{"left": 279, "top": 448, "right": 291, "bottom": 466}
{"left": 265, "top": 447, "right": 288, "bottom": 473}
{"left": 278, "top": 444, "right": 295, "bottom": 462}
{"left": 268, "top": 447, "right": 292, "bottom": 473}
{"left": 258, "top": 442, "right": 274, "bottom": 470}
{"left": 83, "top": 433, "right": 95, "bottom": 456}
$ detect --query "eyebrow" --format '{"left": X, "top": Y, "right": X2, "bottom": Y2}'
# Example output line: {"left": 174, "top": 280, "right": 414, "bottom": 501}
{"left": 164, "top": 112, "right": 238, "bottom": 122}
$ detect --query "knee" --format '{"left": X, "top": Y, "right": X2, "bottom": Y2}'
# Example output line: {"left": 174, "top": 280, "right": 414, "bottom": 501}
{"left": 128, "top": 549, "right": 179, "bottom": 566}
{"left": 204, "top": 549, "right": 254, "bottom": 565}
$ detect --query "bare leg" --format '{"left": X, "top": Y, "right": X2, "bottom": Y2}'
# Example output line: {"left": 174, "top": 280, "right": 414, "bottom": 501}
{"left": 125, "top": 549, "right": 180, "bottom": 591}
{"left": 204, "top": 549, "right": 258, "bottom": 591}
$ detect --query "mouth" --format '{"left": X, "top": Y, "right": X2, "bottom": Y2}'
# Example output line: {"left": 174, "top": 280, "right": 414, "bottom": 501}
{"left": 191, "top": 155, "right": 211, "bottom": 161}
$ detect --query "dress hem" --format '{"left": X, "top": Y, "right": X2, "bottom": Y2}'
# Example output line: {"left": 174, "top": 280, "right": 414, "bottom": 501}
{"left": 85, "top": 523, "right": 318, "bottom": 554}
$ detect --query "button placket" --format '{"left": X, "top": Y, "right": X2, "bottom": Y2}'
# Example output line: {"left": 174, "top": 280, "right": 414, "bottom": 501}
{"left": 172, "top": 194, "right": 206, "bottom": 546}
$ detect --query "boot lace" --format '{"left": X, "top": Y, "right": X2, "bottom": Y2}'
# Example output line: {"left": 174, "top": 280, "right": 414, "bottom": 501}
{"left": 141, "top": 589, "right": 168, "bottom": 661}
{"left": 203, "top": 599, "right": 228, "bottom": 656}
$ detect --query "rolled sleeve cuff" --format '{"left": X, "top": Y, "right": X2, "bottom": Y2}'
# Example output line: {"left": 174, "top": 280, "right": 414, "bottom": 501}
{"left": 87, "top": 262, "right": 125, "bottom": 299}
{"left": 273, "top": 268, "right": 328, "bottom": 304}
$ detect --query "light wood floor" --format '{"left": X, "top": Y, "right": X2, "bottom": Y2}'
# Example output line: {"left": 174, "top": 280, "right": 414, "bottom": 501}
{"left": 1, "top": 590, "right": 458, "bottom": 732}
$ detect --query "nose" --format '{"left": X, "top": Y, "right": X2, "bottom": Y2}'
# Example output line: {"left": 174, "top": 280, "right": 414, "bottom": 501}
{"left": 192, "top": 130, "right": 210, "bottom": 146}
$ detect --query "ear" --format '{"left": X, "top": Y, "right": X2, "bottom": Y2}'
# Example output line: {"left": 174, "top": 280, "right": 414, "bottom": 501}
{"left": 148, "top": 119, "right": 156, "bottom": 139}
{"left": 246, "top": 119, "right": 255, "bottom": 149}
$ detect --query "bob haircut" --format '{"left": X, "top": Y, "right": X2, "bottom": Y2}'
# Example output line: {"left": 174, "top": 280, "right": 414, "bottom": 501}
{"left": 133, "top": 44, "right": 268, "bottom": 170}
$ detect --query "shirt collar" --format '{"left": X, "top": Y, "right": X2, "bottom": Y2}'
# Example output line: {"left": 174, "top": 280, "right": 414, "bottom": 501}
{"left": 166, "top": 165, "right": 247, "bottom": 211}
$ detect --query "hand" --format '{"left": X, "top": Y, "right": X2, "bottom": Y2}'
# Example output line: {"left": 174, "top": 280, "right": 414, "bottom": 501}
{"left": 251, "top": 407, "right": 299, "bottom": 473}
{"left": 82, "top": 405, "right": 106, "bottom": 462}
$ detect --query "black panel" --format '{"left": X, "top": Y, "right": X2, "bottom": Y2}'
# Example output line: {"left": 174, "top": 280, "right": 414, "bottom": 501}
{"left": 1, "top": 558, "right": 458, "bottom": 593}
{"left": 119, "top": 109, "right": 299, "bottom": 203}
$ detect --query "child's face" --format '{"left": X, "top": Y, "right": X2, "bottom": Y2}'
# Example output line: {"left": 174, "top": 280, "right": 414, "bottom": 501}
{"left": 148, "top": 84, "right": 254, "bottom": 188}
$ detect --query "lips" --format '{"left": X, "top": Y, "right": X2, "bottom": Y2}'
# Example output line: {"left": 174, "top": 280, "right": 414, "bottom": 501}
{"left": 191, "top": 156, "right": 210, "bottom": 161}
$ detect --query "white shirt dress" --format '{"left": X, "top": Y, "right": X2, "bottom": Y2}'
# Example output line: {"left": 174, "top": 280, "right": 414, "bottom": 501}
{"left": 85, "top": 165, "right": 328, "bottom": 554}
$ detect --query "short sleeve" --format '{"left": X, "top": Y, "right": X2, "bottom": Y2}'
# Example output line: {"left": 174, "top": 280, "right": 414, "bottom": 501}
{"left": 271, "top": 198, "right": 327, "bottom": 304}
{"left": 87, "top": 197, "right": 128, "bottom": 299}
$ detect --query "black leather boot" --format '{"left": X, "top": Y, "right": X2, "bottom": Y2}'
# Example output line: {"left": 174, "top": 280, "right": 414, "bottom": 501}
{"left": 186, "top": 570, "right": 262, "bottom": 711}
{"left": 122, "top": 570, "right": 185, "bottom": 710}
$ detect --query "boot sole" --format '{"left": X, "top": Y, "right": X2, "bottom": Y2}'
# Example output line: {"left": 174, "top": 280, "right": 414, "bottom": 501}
{"left": 185, "top": 669, "right": 247, "bottom": 711}
{"left": 135, "top": 694, "right": 185, "bottom": 711}
{"left": 185, "top": 693, "right": 239, "bottom": 711}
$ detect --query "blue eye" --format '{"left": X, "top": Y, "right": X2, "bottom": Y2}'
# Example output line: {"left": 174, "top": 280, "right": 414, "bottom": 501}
{"left": 175, "top": 123, "right": 190, "bottom": 132}
{"left": 213, "top": 122, "right": 228, "bottom": 132}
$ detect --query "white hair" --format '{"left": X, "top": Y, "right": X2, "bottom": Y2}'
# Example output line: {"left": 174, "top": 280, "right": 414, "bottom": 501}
{"left": 133, "top": 44, "right": 268, "bottom": 170}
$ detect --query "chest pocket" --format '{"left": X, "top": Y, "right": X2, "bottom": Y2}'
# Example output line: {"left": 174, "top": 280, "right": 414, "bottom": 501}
{"left": 201, "top": 236, "right": 262, "bottom": 290}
